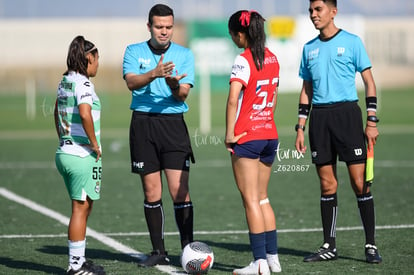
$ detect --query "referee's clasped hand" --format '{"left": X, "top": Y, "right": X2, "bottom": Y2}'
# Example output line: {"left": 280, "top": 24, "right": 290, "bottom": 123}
{"left": 165, "top": 74, "right": 187, "bottom": 89}
{"left": 155, "top": 54, "right": 175, "bottom": 78}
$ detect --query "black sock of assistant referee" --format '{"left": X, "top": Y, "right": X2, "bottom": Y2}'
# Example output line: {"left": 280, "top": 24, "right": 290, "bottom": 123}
{"left": 144, "top": 200, "right": 166, "bottom": 254}
{"left": 320, "top": 193, "right": 338, "bottom": 248}
{"left": 174, "top": 201, "right": 194, "bottom": 249}
{"left": 357, "top": 192, "right": 376, "bottom": 245}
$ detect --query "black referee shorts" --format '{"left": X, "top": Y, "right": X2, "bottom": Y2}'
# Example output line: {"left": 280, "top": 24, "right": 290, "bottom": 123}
{"left": 129, "top": 111, "right": 195, "bottom": 175}
{"left": 309, "top": 101, "right": 366, "bottom": 165}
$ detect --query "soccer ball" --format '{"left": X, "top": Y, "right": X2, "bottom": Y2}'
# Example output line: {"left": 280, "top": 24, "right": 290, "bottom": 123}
{"left": 181, "top": 241, "right": 214, "bottom": 274}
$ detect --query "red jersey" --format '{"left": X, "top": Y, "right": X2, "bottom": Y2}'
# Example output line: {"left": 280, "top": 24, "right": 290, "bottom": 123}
{"left": 229, "top": 47, "right": 280, "bottom": 144}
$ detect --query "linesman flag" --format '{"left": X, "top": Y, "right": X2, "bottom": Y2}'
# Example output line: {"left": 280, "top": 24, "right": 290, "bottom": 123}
{"left": 365, "top": 142, "right": 375, "bottom": 185}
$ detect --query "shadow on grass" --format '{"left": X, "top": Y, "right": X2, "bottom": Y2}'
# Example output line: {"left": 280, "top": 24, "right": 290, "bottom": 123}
{"left": 195, "top": 240, "right": 313, "bottom": 272}
{"left": 193, "top": 240, "right": 364, "bottom": 272}
{"left": 0, "top": 257, "right": 65, "bottom": 274}
{"left": 0, "top": 243, "right": 363, "bottom": 274}
{"left": 38, "top": 245, "right": 134, "bottom": 263}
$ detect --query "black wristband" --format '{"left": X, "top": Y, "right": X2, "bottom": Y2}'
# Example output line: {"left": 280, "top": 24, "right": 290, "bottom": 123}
{"left": 298, "top": 103, "right": 311, "bottom": 118}
{"left": 171, "top": 84, "right": 180, "bottom": 91}
{"left": 367, "top": 115, "right": 379, "bottom": 123}
{"left": 295, "top": 124, "right": 305, "bottom": 132}
{"left": 366, "top": 96, "right": 377, "bottom": 112}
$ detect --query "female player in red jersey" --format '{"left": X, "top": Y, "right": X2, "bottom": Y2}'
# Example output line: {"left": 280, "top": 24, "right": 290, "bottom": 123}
{"left": 225, "top": 10, "right": 282, "bottom": 275}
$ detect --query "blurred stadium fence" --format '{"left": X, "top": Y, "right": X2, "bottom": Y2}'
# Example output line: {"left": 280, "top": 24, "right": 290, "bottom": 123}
{"left": 1, "top": 16, "right": 413, "bottom": 95}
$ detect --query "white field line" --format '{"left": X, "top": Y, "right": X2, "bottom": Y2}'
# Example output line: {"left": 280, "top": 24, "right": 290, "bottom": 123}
{"left": 1, "top": 159, "right": 414, "bottom": 169}
{"left": 2, "top": 224, "right": 414, "bottom": 240}
{"left": 0, "top": 187, "right": 180, "bottom": 275}
{"left": 0, "top": 125, "right": 413, "bottom": 140}
{"left": 1, "top": 187, "right": 413, "bottom": 275}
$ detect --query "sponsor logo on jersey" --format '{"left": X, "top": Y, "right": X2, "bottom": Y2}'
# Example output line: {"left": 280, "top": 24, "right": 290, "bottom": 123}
{"left": 308, "top": 48, "right": 319, "bottom": 61}
{"left": 59, "top": 82, "right": 73, "bottom": 90}
{"left": 264, "top": 55, "right": 278, "bottom": 65}
{"left": 80, "top": 92, "right": 92, "bottom": 99}
{"left": 337, "top": 47, "right": 345, "bottom": 57}
{"left": 138, "top": 57, "right": 151, "bottom": 70}
{"left": 231, "top": 64, "right": 245, "bottom": 76}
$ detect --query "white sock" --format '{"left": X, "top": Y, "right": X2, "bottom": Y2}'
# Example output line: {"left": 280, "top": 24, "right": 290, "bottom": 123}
{"left": 68, "top": 239, "right": 86, "bottom": 270}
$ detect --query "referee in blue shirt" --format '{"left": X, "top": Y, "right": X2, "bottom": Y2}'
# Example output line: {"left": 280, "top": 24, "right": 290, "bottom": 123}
{"left": 123, "top": 4, "right": 195, "bottom": 267}
{"left": 295, "top": 0, "right": 382, "bottom": 264}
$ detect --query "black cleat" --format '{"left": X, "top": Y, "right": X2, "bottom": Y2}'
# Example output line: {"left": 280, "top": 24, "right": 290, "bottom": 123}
{"left": 67, "top": 260, "right": 106, "bottom": 274}
{"left": 304, "top": 243, "right": 338, "bottom": 262}
{"left": 365, "top": 244, "right": 382, "bottom": 263}
{"left": 138, "top": 250, "right": 170, "bottom": 267}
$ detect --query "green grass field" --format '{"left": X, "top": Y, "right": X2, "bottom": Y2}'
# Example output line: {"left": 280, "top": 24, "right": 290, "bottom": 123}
{"left": 0, "top": 87, "right": 413, "bottom": 274}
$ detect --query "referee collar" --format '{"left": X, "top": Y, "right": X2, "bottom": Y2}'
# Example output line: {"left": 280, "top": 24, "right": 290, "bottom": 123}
{"left": 147, "top": 40, "right": 171, "bottom": 55}
{"left": 319, "top": 29, "right": 342, "bottom": 42}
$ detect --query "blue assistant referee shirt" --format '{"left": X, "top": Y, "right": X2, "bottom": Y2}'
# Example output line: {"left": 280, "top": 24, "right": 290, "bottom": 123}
{"left": 123, "top": 41, "right": 195, "bottom": 113}
{"left": 299, "top": 30, "right": 372, "bottom": 105}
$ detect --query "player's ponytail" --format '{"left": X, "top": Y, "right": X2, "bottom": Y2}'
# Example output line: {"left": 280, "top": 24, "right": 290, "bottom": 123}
{"left": 228, "top": 10, "right": 266, "bottom": 71}
{"left": 248, "top": 12, "right": 266, "bottom": 70}
{"left": 64, "top": 35, "right": 98, "bottom": 76}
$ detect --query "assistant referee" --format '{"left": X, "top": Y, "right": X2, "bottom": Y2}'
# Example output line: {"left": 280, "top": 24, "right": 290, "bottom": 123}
{"left": 295, "top": 0, "right": 382, "bottom": 264}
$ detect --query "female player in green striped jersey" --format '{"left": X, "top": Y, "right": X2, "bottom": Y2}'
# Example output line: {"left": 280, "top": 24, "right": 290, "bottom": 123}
{"left": 54, "top": 35, "right": 105, "bottom": 275}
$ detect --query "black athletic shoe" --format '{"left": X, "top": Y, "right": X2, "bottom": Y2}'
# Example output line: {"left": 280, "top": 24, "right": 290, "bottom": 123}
{"left": 365, "top": 244, "right": 382, "bottom": 263}
{"left": 304, "top": 243, "right": 338, "bottom": 262}
{"left": 67, "top": 260, "right": 106, "bottom": 274}
{"left": 138, "top": 250, "right": 170, "bottom": 267}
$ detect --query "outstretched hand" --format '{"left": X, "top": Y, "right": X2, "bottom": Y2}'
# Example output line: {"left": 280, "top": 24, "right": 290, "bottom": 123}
{"left": 165, "top": 73, "right": 187, "bottom": 89}
{"left": 154, "top": 54, "right": 187, "bottom": 89}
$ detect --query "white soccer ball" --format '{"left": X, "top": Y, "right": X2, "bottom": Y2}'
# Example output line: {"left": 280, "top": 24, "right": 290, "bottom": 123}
{"left": 181, "top": 241, "right": 214, "bottom": 274}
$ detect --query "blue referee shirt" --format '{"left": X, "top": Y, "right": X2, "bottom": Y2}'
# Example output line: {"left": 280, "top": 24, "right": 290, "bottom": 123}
{"left": 123, "top": 41, "right": 195, "bottom": 113}
{"left": 299, "top": 30, "right": 372, "bottom": 105}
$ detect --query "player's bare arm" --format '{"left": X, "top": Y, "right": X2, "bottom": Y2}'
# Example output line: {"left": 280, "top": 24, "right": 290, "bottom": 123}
{"left": 54, "top": 99, "right": 60, "bottom": 139}
{"left": 271, "top": 87, "right": 278, "bottom": 114}
{"left": 225, "top": 81, "right": 247, "bottom": 152}
{"left": 79, "top": 103, "right": 101, "bottom": 161}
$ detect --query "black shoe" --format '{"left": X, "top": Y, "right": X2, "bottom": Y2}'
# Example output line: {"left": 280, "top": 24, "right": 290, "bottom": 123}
{"left": 138, "top": 250, "right": 170, "bottom": 267}
{"left": 365, "top": 244, "right": 382, "bottom": 263}
{"left": 304, "top": 243, "right": 338, "bottom": 262}
{"left": 67, "top": 260, "right": 106, "bottom": 274}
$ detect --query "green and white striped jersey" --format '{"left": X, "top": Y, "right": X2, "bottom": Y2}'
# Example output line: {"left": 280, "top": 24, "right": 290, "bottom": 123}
{"left": 56, "top": 71, "right": 101, "bottom": 157}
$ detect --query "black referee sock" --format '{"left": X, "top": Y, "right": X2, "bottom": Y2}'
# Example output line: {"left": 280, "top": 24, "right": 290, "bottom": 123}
{"left": 174, "top": 201, "right": 194, "bottom": 248}
{"left": 357, "top": 192, "right": 376, "bottom": 245}
{"left": 320, "top": 193, "right": 338, "bottom": 248}
{"left": 144, "top": 200, "right": 166, "bottom": 254}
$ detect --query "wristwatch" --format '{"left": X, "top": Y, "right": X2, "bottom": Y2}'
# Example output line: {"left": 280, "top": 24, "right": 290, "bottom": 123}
{"left": 367, "top": 116, "right": 379, "bottom": 123}
{"left": 295, "top": 124, "right": 305, "bottom": 132}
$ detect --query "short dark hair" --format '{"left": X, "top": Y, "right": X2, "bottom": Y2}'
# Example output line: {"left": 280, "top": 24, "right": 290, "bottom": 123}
{"left": 148, "top": 4, "right": 174, "bottom": 25}
{"left": 310, "top": 0, "right": 337, "bottom": 7}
